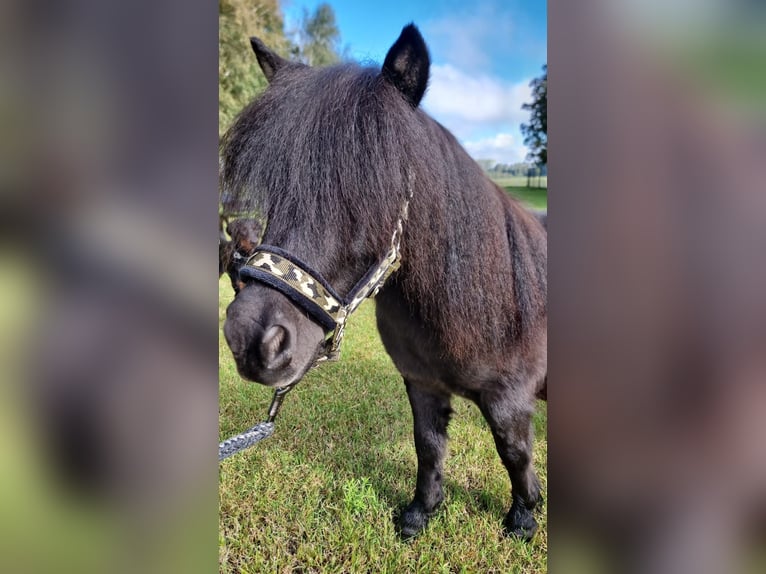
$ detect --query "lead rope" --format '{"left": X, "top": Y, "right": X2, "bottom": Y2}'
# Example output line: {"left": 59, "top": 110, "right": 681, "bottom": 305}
{"left": 218, "top": 384, "right": 293, "bottom": 461}
{"left": 219, "top": 176, "right": 414, "bottom": 461}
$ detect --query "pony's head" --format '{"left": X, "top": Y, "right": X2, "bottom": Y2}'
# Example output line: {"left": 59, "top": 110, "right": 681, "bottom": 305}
{"left": 220, "top": 25, "right": 430, "bottom": 386}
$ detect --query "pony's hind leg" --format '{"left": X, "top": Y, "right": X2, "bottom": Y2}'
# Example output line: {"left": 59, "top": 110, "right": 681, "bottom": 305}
{"left": 398, "top": 380, "right": 452, "bottom": 538}
{"left": 478, "top": 387, "right": 542, "bottom": 540}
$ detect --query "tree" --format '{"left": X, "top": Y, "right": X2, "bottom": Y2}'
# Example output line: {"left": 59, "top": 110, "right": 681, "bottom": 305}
{"left": 292, "top": 3, "right": 342, "bottom": 67}
{"left": 520, "top": 65, "right": 547, "bottom": 168}
{"left": 219, "top": 0, "right": 291, "bottom": 135}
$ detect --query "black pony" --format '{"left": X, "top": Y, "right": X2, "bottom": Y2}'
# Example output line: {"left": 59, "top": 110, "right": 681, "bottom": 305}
{"left": 221, "top": 24, "right": 547, "bottom": 539}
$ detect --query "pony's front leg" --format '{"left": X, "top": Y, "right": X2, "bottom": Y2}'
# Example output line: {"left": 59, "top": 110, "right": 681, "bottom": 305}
{"left": 398, "top": 380, "right": 452, "bottom": 538}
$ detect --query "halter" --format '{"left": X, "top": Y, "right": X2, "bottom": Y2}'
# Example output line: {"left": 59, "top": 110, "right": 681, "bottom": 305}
{"left": 238, "top": 180, "right": 413, "bottom": 366}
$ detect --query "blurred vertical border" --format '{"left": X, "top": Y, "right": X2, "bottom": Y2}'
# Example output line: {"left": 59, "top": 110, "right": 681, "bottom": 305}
{"left": 0, "top": 1, "right": 218, "bottom": 573}
{"left": 549, "top": 1, "right": 766, "bottom": 572}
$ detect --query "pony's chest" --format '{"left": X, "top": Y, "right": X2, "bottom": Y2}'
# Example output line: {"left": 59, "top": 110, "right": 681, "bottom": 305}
{"left": 373, "top": 290, "right": 484, "bottom": 396}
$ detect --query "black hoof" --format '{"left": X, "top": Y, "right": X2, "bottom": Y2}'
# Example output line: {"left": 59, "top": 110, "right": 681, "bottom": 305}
{"left": 396, "top": 501, "right": 436, "bottom": 539}
{"left": 503, "top": 502, "right": 539, "bottom": 541}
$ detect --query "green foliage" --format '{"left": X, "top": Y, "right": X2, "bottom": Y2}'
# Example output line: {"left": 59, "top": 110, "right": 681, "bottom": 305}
{"left": 292, "top": 3, "right": 342, "bottom": 67}
{"left": 219, "top": 0, "right": 291, "bottom": 136}
{"left": 219, "top": 1, "right": 345, "bottom": 136}
{"left": 521, "top": 65, "right": 548, "bottom": 168}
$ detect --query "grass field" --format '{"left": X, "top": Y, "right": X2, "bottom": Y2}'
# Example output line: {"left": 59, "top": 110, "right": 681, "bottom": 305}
{"left": 219, "top": 267, "right": 548, "bottom": 572}
{"left": 504, "top": 186, "right": 548, "bottom": 212}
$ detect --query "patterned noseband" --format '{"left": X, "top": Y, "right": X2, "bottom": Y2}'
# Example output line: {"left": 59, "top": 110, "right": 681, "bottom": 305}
{"left": 238, "top": 183, "right": 412, "bottom": 365}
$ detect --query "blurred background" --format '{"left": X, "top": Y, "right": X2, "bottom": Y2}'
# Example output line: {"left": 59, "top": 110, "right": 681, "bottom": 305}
{"left": 0, "top": 1, "right": 218, "bottom": 573}
{"left": 549, "top": 1, "right": 766, "bottom": 572}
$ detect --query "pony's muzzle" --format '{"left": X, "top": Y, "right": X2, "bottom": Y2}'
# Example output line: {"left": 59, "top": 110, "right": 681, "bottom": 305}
{"left": 224, "top": 284, "right": 325, "bottom": 387}
{"left": 224, "top": 318, "right": 295, "bottom": 386}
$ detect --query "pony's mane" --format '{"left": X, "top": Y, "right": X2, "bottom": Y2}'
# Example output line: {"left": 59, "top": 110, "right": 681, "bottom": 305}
{"left": 220, "top": 62, "right": 546, "bottom": 364}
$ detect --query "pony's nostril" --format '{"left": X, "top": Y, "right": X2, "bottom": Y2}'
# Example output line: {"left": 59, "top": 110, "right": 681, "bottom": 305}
{"left": 260, "top": 324, "right": 291, "bottom": 370}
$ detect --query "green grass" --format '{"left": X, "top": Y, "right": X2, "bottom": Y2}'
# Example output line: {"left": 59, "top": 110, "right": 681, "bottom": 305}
{"left": 505, "top": 186, "right": 548, "bottom": 212}
{"left": 219, "top": 278, "right": 547, "bottom": 573}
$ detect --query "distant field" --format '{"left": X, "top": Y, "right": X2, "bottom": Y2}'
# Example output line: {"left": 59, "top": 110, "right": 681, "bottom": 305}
{"left": 489, "top": 174, "right": 547, "bottom": 189}
{"left": 505, "top": 186, "right": 548, "bottom": 212}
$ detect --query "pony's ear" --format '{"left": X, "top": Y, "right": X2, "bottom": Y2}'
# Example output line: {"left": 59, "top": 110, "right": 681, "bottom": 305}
{"left": 250, "top": 37, "right": 289, "bottom": 83}
{"left": 382, "top": 24, "right": 430, "bottom": 107}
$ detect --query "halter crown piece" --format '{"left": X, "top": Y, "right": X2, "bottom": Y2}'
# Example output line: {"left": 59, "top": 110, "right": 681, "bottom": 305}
{"left": 219, "top": 179, "right": 413, "bottom": 461}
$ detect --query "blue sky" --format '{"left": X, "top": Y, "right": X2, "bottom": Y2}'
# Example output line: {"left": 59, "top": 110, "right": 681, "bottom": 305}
{"left": 282, "top": 0, "right": 547, "bottom": 165}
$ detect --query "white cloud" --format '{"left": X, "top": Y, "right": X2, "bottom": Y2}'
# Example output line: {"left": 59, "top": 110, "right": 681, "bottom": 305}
{"left": 463, "top": 133, "right": 528, "bottom": 164}
{"left": 423, "top": 64, "right": 530, "bottom": 126}
{"left": 421, "top": 64, "right": 531, "bottom": 146}
{"left": 415, "top": 3, "right": 538, "bottom": 166}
